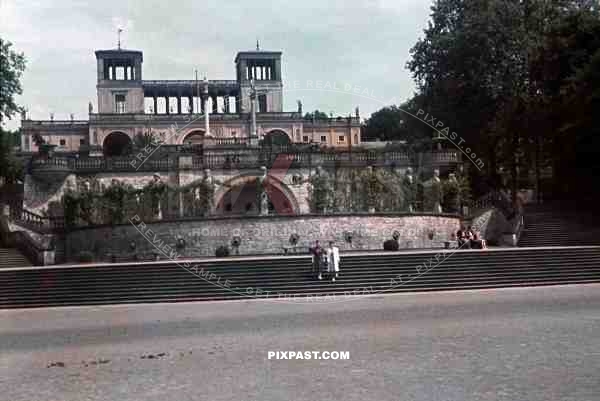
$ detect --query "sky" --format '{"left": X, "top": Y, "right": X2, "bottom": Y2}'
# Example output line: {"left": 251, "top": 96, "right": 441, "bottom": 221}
{"left": 1, "top": 0, "right": 432, "bottom": 130}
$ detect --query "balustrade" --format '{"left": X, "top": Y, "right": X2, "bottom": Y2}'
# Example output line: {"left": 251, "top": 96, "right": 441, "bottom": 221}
{"left": 31, "top": 150, "right": 459, "bottom": 173}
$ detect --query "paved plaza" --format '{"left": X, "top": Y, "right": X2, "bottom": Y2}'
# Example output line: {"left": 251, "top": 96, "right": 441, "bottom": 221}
{"left": 1, "top": 284, "right": 600, "bottom": 401}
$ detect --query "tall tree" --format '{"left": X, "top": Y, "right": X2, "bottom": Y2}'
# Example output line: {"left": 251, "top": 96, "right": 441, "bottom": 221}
{"left": 361, "top": 95, "right": 431, "bottom": 145}
{"left": 0, "top": 38, "right": 26, "bottom": 186}
{"left": 0, "top": 38, "right": 26, "bottom": 123}
{"left": 407, "top": 0, "right": 600, "bottom": 201}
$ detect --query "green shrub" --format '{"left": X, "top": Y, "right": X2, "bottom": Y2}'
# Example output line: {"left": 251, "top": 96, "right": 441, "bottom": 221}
{"left": 383, "top": 239, "right": 399, "bottom": 251}
{"left": 215, "top": 245, "right": 230, "bottom": 257}
{"left": 78, "top": 251, "right": 94, "bottom": 263}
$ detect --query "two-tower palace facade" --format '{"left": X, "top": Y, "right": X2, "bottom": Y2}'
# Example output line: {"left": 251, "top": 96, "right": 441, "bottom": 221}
{"left": 20, "top": 46, "right": 362, "bottom": 155}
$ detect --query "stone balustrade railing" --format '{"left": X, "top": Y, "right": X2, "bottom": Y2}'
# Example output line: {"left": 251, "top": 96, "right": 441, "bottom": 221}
{"left": 28, "top": 150, "right": 461, "bottom": 173}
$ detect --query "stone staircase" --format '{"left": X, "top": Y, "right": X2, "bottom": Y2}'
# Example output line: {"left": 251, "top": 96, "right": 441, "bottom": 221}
{"left": 1, "top": 246, "right": 600, "bottom": 308}
{"left": 0, "top": 247, "right": 32, "bottom": 268}
{"left": 519, "top": 203, "right": 600, "bottom": 247}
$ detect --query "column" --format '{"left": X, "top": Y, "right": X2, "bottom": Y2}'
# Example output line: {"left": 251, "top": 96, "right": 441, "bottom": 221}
{"left": 135, "top": 60, "right": 142, "bottom": 81}
{"left": 224, "top": 95, "right": 230, "bottom": 113}
{"left": 212, "top": 96, "right": 218, "bottom": 113}
{"left": 188, "top": 96, "right": 193, "bottom": 113}
{"left": 204, "top": 95, "right": 210, "bottom": 135}
{"left": 274, "top": 59, "right": 281, "bottom": 81}
{"left": 203, "top": 78, "right": 210, "bottom": 136}
{"left": 177, "top": 96, "right": 182, "bottom": 114}
{"left": 250, "top": 91, "right": 257, "bottom": 137}
{"left": 153, "top": 96, "right": 158, "bottom": 115}
{"left": 165, "top": 97, "right": 170, "bottom": 114}
{"left": 235, "top": 94, "right": 241, "bottom": 114}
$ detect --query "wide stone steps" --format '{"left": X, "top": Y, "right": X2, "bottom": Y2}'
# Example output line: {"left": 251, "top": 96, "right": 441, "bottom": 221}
{"left": 1, "top": 247, "right": 600, "bottom": 308}
{"left": 519, "top": 203, "right": 600, "bottom": 247}
{"left": 0, "top": 248, "right": 31, "bottom": 268}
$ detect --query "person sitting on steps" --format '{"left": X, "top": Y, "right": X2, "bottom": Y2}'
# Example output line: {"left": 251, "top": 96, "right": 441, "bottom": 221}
{"left": 457, "top": 226, "right": 470, "bottom": 248}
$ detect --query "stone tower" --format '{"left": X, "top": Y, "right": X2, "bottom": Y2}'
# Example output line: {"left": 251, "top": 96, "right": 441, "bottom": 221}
{"left": 95, "top": 49, "right": 144, "bottom": 114}
{"left": 235, "top": 50, "right": 283, "bottom": 113}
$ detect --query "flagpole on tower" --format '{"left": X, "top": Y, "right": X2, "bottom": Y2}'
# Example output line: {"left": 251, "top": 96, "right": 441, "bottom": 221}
{"left": 117, "top": 28, "right": 123, "bottom": 50}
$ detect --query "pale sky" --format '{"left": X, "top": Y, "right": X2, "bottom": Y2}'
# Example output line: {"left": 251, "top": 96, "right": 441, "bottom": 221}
{"left": 1, "top": 0, "right": 432, "bottom": 130}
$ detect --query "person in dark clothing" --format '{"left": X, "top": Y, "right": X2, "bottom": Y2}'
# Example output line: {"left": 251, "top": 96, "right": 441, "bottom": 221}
{"left": 466, "top": 226, "right": 475, "bottom": 241}
{"left": 456, "top": 226, "right": 465, "bottom": 246}
{"left": 456, "top": 226, "right": 471, "bottom": 248}
{"left": 310, "top": 240, "right": 324, "bottom": 279}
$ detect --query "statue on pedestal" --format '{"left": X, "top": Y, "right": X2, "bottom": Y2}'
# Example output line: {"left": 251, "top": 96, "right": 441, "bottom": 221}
{"left": 309, "top": 166, "right": 333, "bottom": 213}
{"left": 260, "top": 192, "right": 269, "bottom": 216}
{"left": 423, "top": 169, "right": 443, "bottom": 213}
{"left": 297, "top": 100, "right": 302, "bottom": 115}
{"left": 403, "top": 167, "right": 416, "bottom": 212}
{"left": 88, "top": 102, "right": 93, "bottom": 114}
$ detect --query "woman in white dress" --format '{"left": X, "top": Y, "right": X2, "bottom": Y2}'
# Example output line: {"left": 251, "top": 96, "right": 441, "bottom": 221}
{"left": 326, "top": 241, "right": 340, "bottom": 282}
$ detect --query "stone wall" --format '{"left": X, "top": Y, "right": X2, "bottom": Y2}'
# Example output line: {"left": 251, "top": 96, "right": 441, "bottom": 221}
{"left": 64, "top": 213, "right": 460, "bottom": 262}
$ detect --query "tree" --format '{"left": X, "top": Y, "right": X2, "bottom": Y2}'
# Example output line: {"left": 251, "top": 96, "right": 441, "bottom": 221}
{"left": 362, "top": 96, "right": 432, "bottom": 144}
{"left": 531, "top": 6, "right": 600, "bottom": 199}
{"left": 0, "top": 38, "right": 26, "bottom": 186}
{"left": 406, "top": 0, "right": 600, "bottom": 201}
{"left": 303, "top": 110, "right": 329, "bottom": 121}
{"left": 0, "top": 39, "right": 26, "bottom": 123}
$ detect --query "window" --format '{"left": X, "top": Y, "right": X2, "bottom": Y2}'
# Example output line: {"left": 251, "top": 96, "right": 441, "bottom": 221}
{"left": 231, "top": 130, "right": 237, "bottom": 137}
{"left": 338, "top": 135, "right": 346, "bottom": 143}
{"left": 354, "top": 134, "right": 358, "bottom": 144}
{"left": 321, "top": 135, "right": 327, "bottom": 143}
{"left": 115, "top": 94, "right": 126, "bottom": 114}
{"left": 303, "top": 135, "right": 309, "bottom": 143}
{"left": 258, "top": 94, "right": 267, "bottom": 112}
{"left": 59, "top": 139, "right": 66, "bottom": 146}
{"left": 80, "top": 138, "right": 86, "bottom": 146}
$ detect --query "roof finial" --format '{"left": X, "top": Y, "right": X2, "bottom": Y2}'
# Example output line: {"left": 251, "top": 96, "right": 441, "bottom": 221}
{"left": 256, "top": 39, "right": 260, "bottom": 51}
{"left": 117, "top": 28, "right": 123, "bottom": 50}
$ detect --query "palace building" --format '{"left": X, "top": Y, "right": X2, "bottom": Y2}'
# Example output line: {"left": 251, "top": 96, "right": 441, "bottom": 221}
{"left": 20, "top": 46, "right": 362, "bottom": 155}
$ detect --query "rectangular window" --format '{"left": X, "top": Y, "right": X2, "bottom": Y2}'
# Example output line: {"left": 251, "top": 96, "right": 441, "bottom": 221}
{"left": 321, "top": 135, "right": 327, "bottom": 143}
{"left": 115, "top": 94, "right": 126, "bottom": 114}
{"left": 80, "top": 138, "right": 86, "bottom": 146}
{"left": 258, "top": 94, "right": 267, "bottom": 113}
{"left": 338, "top": 135, "right": 345, "bottom": 143}
{"left": 303, "top": 135, "right": 309, "bottom": 143}
{"left": 59, "top": 139, "right": 66, "bottom": 146}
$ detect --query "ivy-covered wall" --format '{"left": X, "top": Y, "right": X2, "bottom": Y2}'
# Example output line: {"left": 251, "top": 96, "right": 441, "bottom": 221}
{"left": 35, "top": 164, "right": 471, "bottom": 227}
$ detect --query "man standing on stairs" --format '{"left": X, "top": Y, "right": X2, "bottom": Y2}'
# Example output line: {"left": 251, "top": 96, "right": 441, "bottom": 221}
{"left": 326, "top": 241, "right": 340, "bottom": 282}
{"left": 310, "top": 240, "right": 324, "bottom": 280}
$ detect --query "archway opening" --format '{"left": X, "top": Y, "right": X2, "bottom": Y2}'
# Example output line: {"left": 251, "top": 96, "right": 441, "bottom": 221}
{"left": 263, "top": 130, "right": 291, "bottom": 147}
{"left": 216, "top": 178, "right": 295, "bottom": 216}
{"left": 103, "top": 132, "right": 133, "bottom": 157}
{"left": 182, "top": 130, "right": 206, "bottom": 145}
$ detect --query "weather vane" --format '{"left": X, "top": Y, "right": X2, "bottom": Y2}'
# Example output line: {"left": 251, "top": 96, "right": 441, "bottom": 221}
{"left": 117, "top": 28, "right": 123, "bottom": 50}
